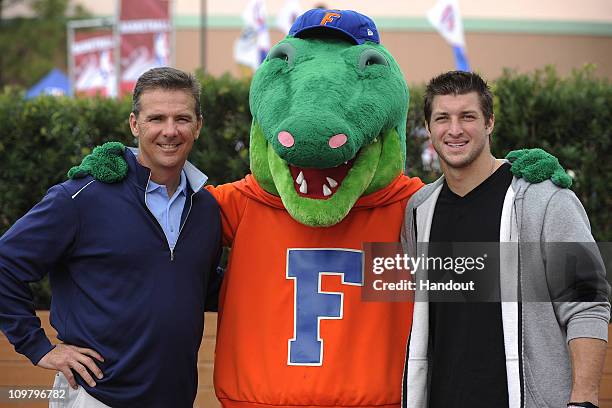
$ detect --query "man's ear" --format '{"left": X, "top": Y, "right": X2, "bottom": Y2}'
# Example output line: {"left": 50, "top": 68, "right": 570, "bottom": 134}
{"left": 486, "top": 114, "right": 495, "bottom": 136}
{"left": 424, "top": 120, "right": 431, "bottom": 136}
{"left": 195, "top": 115, "right": 203, "bottom": 140}
{"left": 129, "top": 112, "right": 139, "bottom": 137}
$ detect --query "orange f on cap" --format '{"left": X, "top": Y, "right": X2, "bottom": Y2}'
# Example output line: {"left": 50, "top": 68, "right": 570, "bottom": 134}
{"left": 320, "top": 12, "right": 341, "bottom": 25}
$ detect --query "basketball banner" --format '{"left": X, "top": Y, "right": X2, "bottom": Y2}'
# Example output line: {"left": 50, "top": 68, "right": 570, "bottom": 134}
{"left": 71, "top": 30, "right": 116, "bottom": 97}
{"left": 118, "top": 0, "right": 171, "bottom": 95}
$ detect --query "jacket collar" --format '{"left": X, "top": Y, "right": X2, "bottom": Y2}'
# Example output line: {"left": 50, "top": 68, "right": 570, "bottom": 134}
{"left": 411, "top": 159, "right": 531, "bottom": 210}
{"left": 126, "top": 147, "right": 208, "bottom": 192}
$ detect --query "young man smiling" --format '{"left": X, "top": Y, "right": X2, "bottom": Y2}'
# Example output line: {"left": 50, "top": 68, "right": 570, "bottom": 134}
{"left": 0, "top": 67, "right": 221, "bottom": 408}
{"left": 401, "top": 71, "right": 610, "bottom": 408}
{"left": 426, "top": 85, "right": 496, "bottom": 196}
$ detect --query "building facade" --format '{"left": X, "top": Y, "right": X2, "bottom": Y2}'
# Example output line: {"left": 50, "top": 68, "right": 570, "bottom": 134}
{"left": 5, "top": 0, "right": 612, "bottom": 82}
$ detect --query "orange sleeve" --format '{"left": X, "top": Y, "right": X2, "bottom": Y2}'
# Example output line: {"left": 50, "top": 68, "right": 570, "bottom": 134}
{"left": 205, "top": 182, "right": 247, "bottom": 247}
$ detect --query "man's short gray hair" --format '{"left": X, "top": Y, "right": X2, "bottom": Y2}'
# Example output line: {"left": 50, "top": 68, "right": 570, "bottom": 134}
{"left": 132, "top": 67, "right": 202, "bottom": 117}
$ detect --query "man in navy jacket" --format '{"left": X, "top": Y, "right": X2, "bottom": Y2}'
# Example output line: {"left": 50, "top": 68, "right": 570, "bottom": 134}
{"left": 0, "top": 67, "right": 221, "bottom": 408}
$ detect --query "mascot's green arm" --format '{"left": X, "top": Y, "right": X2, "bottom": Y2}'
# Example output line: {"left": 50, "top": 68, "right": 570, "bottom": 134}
{"left": 505, "top": 148, "right": 572, "bottom": 188}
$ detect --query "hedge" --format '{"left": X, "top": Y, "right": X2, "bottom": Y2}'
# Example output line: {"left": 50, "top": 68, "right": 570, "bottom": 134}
{"left": 0, "top": 66, "right": 610, "bottom": 307}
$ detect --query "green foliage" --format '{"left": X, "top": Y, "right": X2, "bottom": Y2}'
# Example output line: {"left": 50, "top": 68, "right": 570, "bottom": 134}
{"left": 0, "top": 0, "right": 90, "bottom": 88}
{"left": 0, "top": 89, "right": 132, "bottom": 235}
{"left": 189, "top": 73, "right": 252, "bottom": 186}
{"left": 405, "top": 85, "right": 439, "bottom": 182}
{"left": 0, "top": 66, "right": 610, "bottom": 308}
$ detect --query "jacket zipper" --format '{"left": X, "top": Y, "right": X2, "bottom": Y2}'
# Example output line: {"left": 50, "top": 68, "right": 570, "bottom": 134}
{"left": 144, "top": 171, "right": 195, "bottom": 261}
{"left": 171, "top": 193, "right": 194, "bottom": 261}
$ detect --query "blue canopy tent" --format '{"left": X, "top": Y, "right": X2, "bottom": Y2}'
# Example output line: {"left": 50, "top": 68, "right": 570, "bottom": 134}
{"left": 25, "top": 68, "right": 71, "bottom": 98}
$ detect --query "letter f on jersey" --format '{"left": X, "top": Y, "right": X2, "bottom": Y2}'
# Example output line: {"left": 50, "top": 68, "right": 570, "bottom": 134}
{"left": 286, "top": 249, "right": 363, "bottom": 365}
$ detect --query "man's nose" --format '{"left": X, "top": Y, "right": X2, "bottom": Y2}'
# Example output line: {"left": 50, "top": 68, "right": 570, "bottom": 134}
{"left": 162, "top": 119, "right": 179, "bottom": 136}
{"left": 448, "top": 117, "right": 463, "bottom": 136}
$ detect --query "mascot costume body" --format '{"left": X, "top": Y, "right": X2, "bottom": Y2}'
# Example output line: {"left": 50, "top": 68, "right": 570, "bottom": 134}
{"left": 210, "top": 11, "right": 422, "bottom": 408}
{"left": 210, "top": 10, "right": 423, "bottom": 407}
{"left": 71, "top": 9, "right": 570, "bottom": 408}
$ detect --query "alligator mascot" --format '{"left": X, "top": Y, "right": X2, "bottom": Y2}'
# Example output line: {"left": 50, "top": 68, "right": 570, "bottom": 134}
{"left": 70, "top": 9, "right": 569, "bottom": 408}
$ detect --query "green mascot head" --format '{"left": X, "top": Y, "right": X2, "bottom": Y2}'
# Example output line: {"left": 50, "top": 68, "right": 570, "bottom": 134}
{"left": 248, "top": 9, "right": 409, "bottom": 227}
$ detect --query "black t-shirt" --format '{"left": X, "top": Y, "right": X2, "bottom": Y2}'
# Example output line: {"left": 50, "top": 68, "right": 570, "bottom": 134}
{"left": 428, "top": 162, "right": 513, "bottom": 408}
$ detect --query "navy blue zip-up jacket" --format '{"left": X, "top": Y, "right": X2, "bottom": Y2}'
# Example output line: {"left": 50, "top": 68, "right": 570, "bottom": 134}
{"left": 0, "top": 150, "right": 221, "bottom": 408}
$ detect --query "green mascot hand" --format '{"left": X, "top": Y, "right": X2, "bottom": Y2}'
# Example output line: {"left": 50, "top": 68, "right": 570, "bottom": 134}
{"left": 506, "top": 148, "right": 572, "bottom": 188}
{"left": 67, "top": 141, "right": 128, "bottom": 183}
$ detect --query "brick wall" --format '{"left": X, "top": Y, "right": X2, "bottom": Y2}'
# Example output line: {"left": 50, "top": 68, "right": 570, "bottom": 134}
{"left": 0, "top": 312, "right": 610, "bottom": 408}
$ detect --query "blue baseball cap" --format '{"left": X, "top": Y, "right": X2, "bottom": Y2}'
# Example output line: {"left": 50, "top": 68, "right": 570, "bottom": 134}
{"left": 288, "top": 9, "right": 380, "bottom": 45}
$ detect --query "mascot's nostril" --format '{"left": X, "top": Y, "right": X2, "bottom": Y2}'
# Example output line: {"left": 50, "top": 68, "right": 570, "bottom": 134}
{"left": 328, "top": 134, "right": 348, "bottom": 149}
{"left": 278, "top": 131, "right": 295, "bottom": 148}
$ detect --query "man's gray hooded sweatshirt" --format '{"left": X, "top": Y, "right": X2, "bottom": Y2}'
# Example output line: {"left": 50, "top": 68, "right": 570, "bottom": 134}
{"left": 401, "top": 174, "right": 610, "bottom": 408}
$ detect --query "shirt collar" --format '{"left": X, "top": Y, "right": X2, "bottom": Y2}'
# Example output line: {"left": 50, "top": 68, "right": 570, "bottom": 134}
{"left": 146, "top": 169, "right": 188, "bottom": 198}
{"left": 128, "top": 147, "right": 208, "bottom": 192}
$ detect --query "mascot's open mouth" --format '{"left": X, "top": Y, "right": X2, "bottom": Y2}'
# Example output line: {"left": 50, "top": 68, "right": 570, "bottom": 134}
{"left": 260, "top": 124, "right": 403, "bottom": 227}
{"left": 289, "top": 159, "right": 356, "bottom": 199}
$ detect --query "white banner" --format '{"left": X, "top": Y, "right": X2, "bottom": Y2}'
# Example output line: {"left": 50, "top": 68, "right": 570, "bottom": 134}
{"left": 427, "top": 0, "right": 466, "bottom": 47}
{"left": 276, "top": 0, "right": 302, "bottom": 34}
{"left": 234, "top": 0, "right": 270, "bottom": 71}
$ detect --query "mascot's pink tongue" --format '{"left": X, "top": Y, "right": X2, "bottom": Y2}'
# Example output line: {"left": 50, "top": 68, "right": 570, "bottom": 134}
{"left": 289, "top": 160, "right": 355, "bottom": 200}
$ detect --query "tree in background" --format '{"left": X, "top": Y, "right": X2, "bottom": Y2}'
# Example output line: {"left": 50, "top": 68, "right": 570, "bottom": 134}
{"left": 0, "top": 0, "right": 89, "bottom": 88}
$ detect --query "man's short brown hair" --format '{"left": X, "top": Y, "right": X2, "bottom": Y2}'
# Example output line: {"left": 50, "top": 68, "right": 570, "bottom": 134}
{"left": 424, "top": 71, "right": 493, "bottom": 125}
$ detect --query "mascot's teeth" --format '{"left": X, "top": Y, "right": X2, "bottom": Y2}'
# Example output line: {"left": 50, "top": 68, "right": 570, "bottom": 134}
{"left": 299, "top": 179, "right": 308, "bottom": 194}
{"left": 326, "top": 177, "right": 338, "bottom": 188}
{"left": 344, "top": 161, "right": 348, "bottom": 165}
{"left": 296, "top": 171, "right": 304, "bottom": 185}
{"left": 373, "top": 137, "right": 378, "bottom": 143}
{"left": 323, "top": 184, "right": 332, "bottom": 197}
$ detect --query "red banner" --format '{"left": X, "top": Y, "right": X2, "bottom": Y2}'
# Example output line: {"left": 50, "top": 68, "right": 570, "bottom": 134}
{"left": 119, "top": 0, "right": 171, "bottom": 96}
{"left": 72, "top": 30, "right": 116, "bottom": 97}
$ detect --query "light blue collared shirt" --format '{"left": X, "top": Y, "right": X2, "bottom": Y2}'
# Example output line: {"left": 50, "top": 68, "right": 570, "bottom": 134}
{"left": 145, "top": 170, "right": 188, "bottom": 250}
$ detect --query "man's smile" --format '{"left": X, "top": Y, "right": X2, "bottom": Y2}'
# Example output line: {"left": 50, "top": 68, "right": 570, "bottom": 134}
{"left": 157, "top": 143, "right": 182, "bottom": 151}
{"left": 444, "top": 140, "right": 469, "bottom": 149}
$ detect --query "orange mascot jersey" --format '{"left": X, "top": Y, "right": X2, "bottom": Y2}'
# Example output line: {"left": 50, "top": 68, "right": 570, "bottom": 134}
{"left": 206, "top": 174, "right": 423, "bottom": 408}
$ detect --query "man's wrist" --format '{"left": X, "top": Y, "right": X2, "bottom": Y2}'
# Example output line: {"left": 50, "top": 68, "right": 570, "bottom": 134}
{"left": 568, "top": 402, "right": 599, "bottom": 408}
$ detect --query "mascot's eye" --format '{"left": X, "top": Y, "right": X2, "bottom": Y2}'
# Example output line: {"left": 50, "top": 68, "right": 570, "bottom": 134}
{"left": 268, "top": 43, "right": 296, "bottom": 65}
{"left": 358, "top": 49, "right": 389, "bottom": 69}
